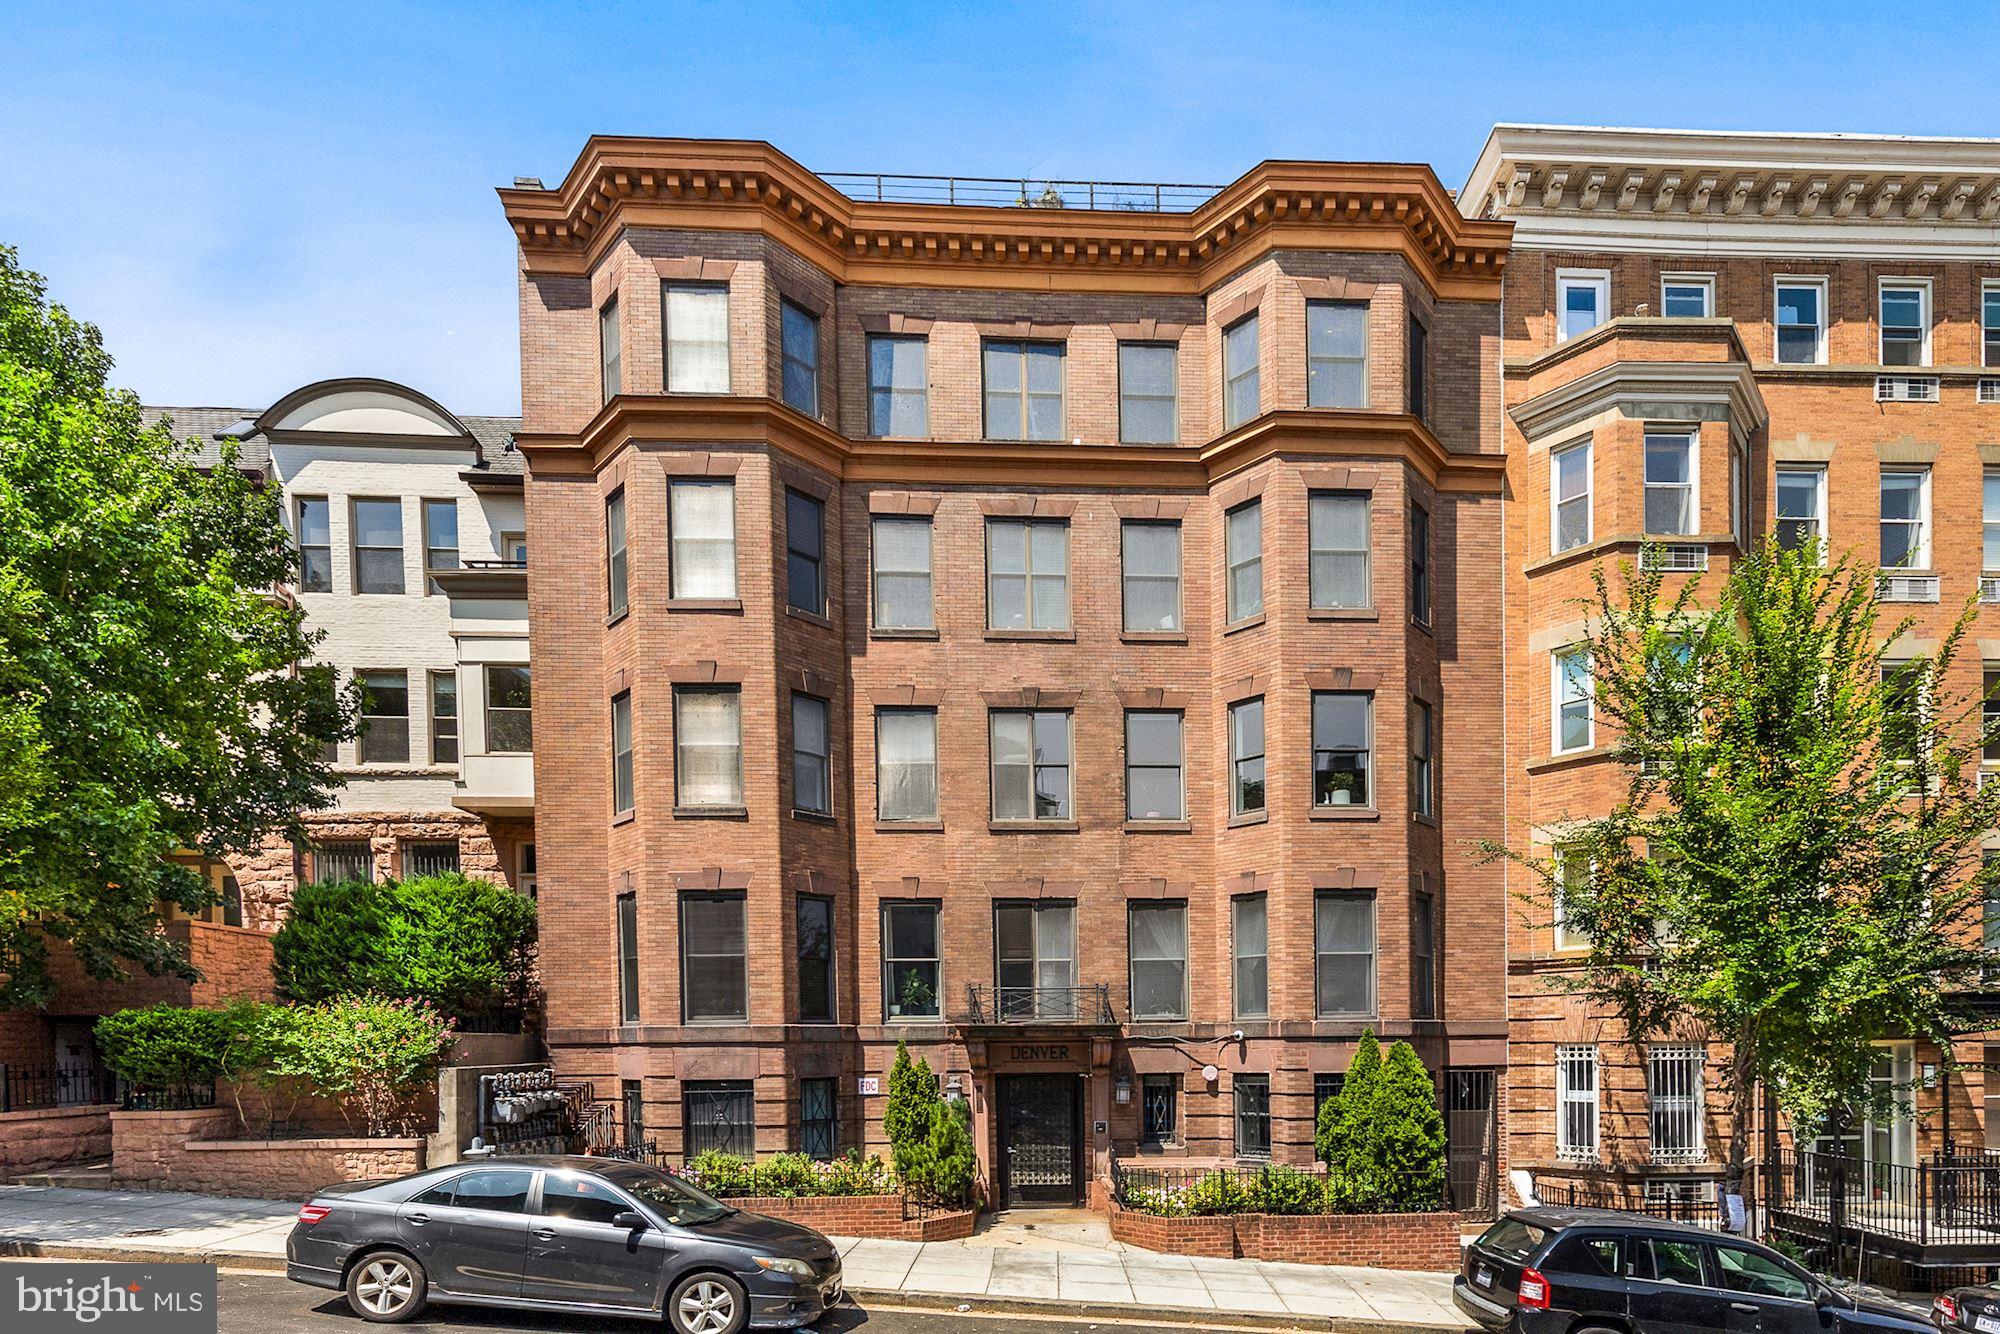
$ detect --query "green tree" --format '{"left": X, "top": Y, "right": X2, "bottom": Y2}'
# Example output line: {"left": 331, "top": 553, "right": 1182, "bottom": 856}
{"left": 271, "top": 878, "right": 393, "bottom": 1003}
{"left": 1315, "top": 1028, "right": 1382, "bottom": 1168}
{"left": 92, "top": 1003, "right": 235, "bottom": 1087}
{"left": 1370, "top": 1041, "right": 1448, "bottom": 1209}
{"left": 1489, "top": 541, "right": 1998, "bottom": 1198}
{"left": 0, "top": 245, "right": 351, "bottom": 1005}
{"left": 882, "top": 1039, "right": 935, "bottom": 1167}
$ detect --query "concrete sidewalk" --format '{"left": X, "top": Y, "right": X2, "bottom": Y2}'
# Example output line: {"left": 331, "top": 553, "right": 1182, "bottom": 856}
{"left": 0, "top": 1186, "right": 1469, "bottom": 1330}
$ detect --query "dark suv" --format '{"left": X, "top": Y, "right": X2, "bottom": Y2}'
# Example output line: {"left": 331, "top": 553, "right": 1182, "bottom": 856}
{"left": 1453, "top": 1207, "right": 1931, "bottom": 1333}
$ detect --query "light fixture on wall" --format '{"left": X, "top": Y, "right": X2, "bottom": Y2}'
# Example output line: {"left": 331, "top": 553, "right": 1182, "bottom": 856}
{"left": 1201, "top": 1064, "right": 1219, "bottom": 1084}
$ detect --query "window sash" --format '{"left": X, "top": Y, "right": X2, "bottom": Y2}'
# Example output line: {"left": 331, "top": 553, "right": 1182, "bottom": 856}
{"left": 669, "top": 480, "right": 737, "bottom": 599}
{"left": 358, "top": 669, "right": 410, "bottom": 763}
{"left": 605, "top": 489, "right": 628, "bottom": 618}
{"left": 1407, "top": 314, "right": 1427, "bottom": 420}
{"left": 780, "top": 300, "right": 820, "bottom": 415}
{"left": 1314, "top": 891, "right": 1376, "bottom": 1017}
{"left": 1118, "top": 342, "right": 1178, "bottom": 443}
{"left": 1308, "top": 492, "right": 1370, "bottom": 609}
{"left": 876, "top": 708, "right": 938, "bottom": 822}
{"left": 1306, "top": 301, "right": 1368, "bottom": 408}
{"left": 1225, "top": 500, "right": 1263, "bottom": 622}
{"left": 1555, "top": 651, "right": 1593, "bottom": 752}
{"left": 1648, "top": 1046, "right": 1706, "bottom": 1161}
{"left": 351, "top": 498, "right": 405, "bottom": 594}
{"left": 1552, "top": 442, "right": 1591, "bottom": 552}
{"left": 1410, "top": 503, "right": 1431, "bottom": 624}
{"left": 990, "top": 709, "right": 1071, "bottom": 821}
{"left": 1880, "top": 471, "right": 1930, "bottom": 569}
{"left": 1121, "top": 520, "right": 1182, "bottom": 632}
{"left": 1986, "top": 286, "right": 2000, "bottom": 368}
{"left": 1556, "top": 1045, "right": 1600, "bottom": 1160}
{"left": 1140, "top": 1075, "right": 1179, "bottom": 1146}
{"left": 611, "top": 692, "right": 634, "bottom": 814}
{"left": 982, "top": 339, "right": 1065, "bottom": 441}
{"left": 675, "top": 689, "right": 743, "bottom": 807}
{"left": 599, "top": 296, "right": 621, "bottom": 404}
{"left": 616, "top": 892, "right": 640, "bottom": 1023}
{"left": 1229, "top": 697, "right": 1265, "bottom": 814}
{"left": 1660, "top": 278, "right": 1712, "bottom": 318}
{"left": 1775, "top": 282, "right": 1825, "bottom": 364}
{"left": 1411, "top": 698, "right": 1434, "bottom": 819}
{"left": 1411, "top": 893, "right": 1436, "bottom": 1018}
{"left": 1775, "top": 467, "right": 1825, "bottom": 553}
{"left": 429, "top": 670, "right": 458, "bottom": 765}
{"left": 882, "top": 902, "right": 941, "bottom": 1020}
{"left": 1312, "top": 691, "right": 1372, "bottom": 808}
{"left": 792, "top": 693, "right": 831, "bottom": 815}
{"left": 423, "top": 499, "right": 459, "bottom": 594}
{"left": 1223, "top": 315, "right": 1260, "bottom": 428}
{"left": 683, "top": 1082, "right": 753, "bottom": 1157}
{"left": 1557, "top": 273, "right": 1608, "bottom": 341}
{"left": 1125, "top": 710, "right": 1185, "bottom": 821}
{"left": 785, "top": 490, "right": 825, "bottom": 615}
{"left": 680, "top": 892, "right": 748, "bottom": 1023}
{"left": 664, "top": 283, "right": 729, "bottom": 393}
{"left": 1128, "top": 901, "right": 1188, "bottom": 1020}
{"left": 1232, "top": 895, "right": 1268, "bottom": 1019}
{"left": 867, "top": 335, "right": 928, "bottom": 437}
{"left": 797, "top": 895, "right": 836, "bottom": 1024}
{"left": 1879, "top": 285, "right": 1928, "bottom": 367}
{"left": 1643, "top": 433, "right": 1697, "bottom": 536}
{"left": 986, "top": 519, "right": 1069, "bottom": 631}
{"left": 1234, "top": 1077, "right": 1271, "bottom": 1157}
{"left": 800, "top": 1077, "right": 838, "bottom": 1159}
{"left": 486, "top": 665, "right": 533, "bottom": 754}
{"left": 996, "top": 901, "right": 1076, "bottom": 1015}
{"left": 297, "top": 497, "right": 333, "bottom": 592}
{"left": 871, "top": 516, "right": 934, "bottom": 629}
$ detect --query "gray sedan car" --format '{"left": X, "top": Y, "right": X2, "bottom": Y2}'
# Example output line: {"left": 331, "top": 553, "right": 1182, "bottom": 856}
{"left": 284, "top": 1155, "right": 842, "bottom": 1333}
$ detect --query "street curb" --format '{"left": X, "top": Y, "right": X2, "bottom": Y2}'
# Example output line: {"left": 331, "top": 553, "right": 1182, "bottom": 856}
{"left": 0, "top": 1241, "right": 288, "bottom": 1273}
{"left": 0, "top": 1243, "right": 1474, "bottom": 1332}
{"left": 842, "top": 1284, "right": 1475, "bottom": 1332}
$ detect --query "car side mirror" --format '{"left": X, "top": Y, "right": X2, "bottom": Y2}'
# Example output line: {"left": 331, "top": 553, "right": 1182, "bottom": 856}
{"left": 612, "top": 1211, "right": 647, "bottom": 1231}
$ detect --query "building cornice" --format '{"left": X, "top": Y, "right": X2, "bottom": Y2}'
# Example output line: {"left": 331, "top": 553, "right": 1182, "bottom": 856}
{"left": 514, "top": 396, "right": 1506, "bottom": 494}
{"left": 1507, "top": 320, "right": 1769, "bottom": 444}
{"left": 1461, "top": 124, "right": 2000, "bottom": 261}
{"left": 500, "top": 137, "right": 1512, "bottom": 299}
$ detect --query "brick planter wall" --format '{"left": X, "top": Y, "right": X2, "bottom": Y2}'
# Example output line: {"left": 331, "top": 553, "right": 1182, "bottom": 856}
{"left": 1106, "top": 1202, "right": 1462, "bottom": 1270}
{"left": 727, "top": 1194, "right": 976, "bottom": 1241}
{"left": 0, "top": 1104, "right": 115, "bottom": 1176}
{"left": 111, "top": 1108, "right": 424, "bottom": 1200}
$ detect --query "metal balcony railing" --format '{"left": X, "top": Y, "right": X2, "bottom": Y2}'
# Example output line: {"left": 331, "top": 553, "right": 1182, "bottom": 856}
{"left": 961, "top": 983, "right": 1115, "bottom": 1025}
{"left": 820, "top": 172, "right": 1222, "bottom": 213}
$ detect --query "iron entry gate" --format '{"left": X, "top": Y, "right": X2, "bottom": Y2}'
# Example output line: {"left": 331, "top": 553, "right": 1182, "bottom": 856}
{"left": 999, "top": 1074, "right": 1082, "bottom": 1206}
{"left": 1447, "top": 1068, "right": 1499, "bottom": 1219}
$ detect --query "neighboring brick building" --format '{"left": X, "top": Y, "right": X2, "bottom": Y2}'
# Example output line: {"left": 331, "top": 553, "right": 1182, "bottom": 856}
{"left": 1463, "top": 126, "right": 2000, "bottom": 1205}
{"left": 502, "top": 139, "right": 1515, "bottom": 1206}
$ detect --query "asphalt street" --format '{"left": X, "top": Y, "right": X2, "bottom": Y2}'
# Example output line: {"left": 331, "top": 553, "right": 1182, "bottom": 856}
{"left": 211, "top": 1269, "right": 1382, "bottom": 1334}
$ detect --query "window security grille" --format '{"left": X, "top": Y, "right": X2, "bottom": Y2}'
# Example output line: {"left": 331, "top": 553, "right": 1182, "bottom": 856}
{"left": 1638, "top": 544, "right": 1709, "bottom": 573}
{"left": 1556, "top": 1045, "right": 1599, "bottom": 1162}
{"left": 1648, "top": 1046, "right": 1706, "bottom": 1164}
{"left": 1876, "top": 375, "right": 1939, "bottom": 403}
{"left": 1876, "top": 574, "right": 1941, "bottom": 603}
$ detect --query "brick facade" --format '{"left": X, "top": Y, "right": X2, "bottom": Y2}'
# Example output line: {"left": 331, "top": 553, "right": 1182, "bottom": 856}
{"left": 507, "top": 141, "right": 1513, "bottom": 1203}
{"left": 1105, "top": 1201, "right": 1461, "bottom": 1269}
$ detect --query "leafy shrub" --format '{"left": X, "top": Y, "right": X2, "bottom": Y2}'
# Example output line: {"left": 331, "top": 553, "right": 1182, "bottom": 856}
{"left": 1247, "top": 1164, "right": 1321, "bottom": 1215}
{"left": 1316, "top": 1029, "right": 1381, "bottom": 1169}
{"left": 1185, "top": 1169, "right": 1247, "bottom": 1216}
{"left": 882, "top": 1039, "right": 935, "bottom": 1170}
{"left": 272, "top": 872, "right": 536, "bottom": 1020}
{"left": 819, "top": 1151, "right": 896, "bottom": 1196}
{"left": 93, "top": 1004, "right": 235, "bottom": 1087}
{"left": 678, "top": 1150, "right": 899, "bottom": 1199}
{"left": 687, "top": 1150, "right": 754, "bottom": 1196}
{"left": 752, "top": 1153, "right": 818, "bottom": 1198}
{"left": 278, "top": 994, "right": 456, "bottom": 1136}
{"left": 1317, "top": 1029, "right": 1448, "bottom": 1210}
{"left": 898, "top": 1097, "right": 977, "bottom": 1207}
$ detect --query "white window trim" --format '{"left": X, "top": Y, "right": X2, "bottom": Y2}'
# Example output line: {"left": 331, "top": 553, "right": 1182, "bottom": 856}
{"left": 1555, "top": 269, "right": 1611, "bottom": 343}
{"left": 1552, "top": 846, "right": 1594, "bottom": 953}
{"left": 1877, "top": 277, "right": 1934, "bottom": 368}
{"left": 1642, "top": 428, "right": 1700, "bottom": 538}
{"left": 1659, "top": 273, "right": 1715, "bottom": 318}
{"left": 1880, "top": 467, "right": 1933, "bottom": 570}
{"left": 1773, "top": 276, "right": 1829, "bottom": 366}
{"left": 1984, "top": 279, "right": 2000, "bottom": 370}
{"left": 1549, "top": 438, "right": 1593, "bottom": 553}
{"left": 1647, "top": 1045, "right": 1707, "bottom": 1164}
{"left": 1553, "top": 648, "right": 1594, "bottom": 755}
{"left": 1775, "top": 464, "right": 1829, "bottom": 562}
{"left": 1555, "top": 1044, "right": 1600, "bottom": 1162}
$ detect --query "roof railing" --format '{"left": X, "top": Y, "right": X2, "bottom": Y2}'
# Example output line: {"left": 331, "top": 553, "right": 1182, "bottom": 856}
{"left": 819, "top": 172, "right": 1223, "bottom": 214}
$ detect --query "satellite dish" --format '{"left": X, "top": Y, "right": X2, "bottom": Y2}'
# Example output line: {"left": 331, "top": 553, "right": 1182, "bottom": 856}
{"left": 1201, "top": 1064, "right": 1219, "bottom": 1083}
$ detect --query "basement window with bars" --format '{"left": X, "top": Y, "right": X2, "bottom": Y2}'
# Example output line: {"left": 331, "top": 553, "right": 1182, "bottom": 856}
{"left": 402, "top": 841, "right": 459, "bottom": 877}
{"left": 1556, "top": 1045, "right": 1600, "bottom": 1162}
{"left": 683, "top": 1081, "right": 753, "bottom": 1158}
{"left": 1648, "top": 1045, "right": 1706, "bottom": 1164}
{"left": 312, "top": 840, "right": 374, "bottom": 885}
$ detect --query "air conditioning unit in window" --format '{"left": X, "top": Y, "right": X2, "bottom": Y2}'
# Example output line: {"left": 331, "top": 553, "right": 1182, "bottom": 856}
{"left": 1980, "top": 378, "right": 2000, "bottom": 404}
{"left": 1876, "top": 375, "right": 1939, "bottom": 402}
{"left": 1876, "top": 573, "right": 1941, "bottom": 602}
{"left": 1639, "top": 544, "right": 1709, "bottom": 573}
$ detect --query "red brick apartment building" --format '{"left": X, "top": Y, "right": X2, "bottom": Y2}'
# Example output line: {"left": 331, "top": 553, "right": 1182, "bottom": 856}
{"left": 1463, "top": 126, "right": 2000, "bottom": 1205}
{"left": 501, "top": 139, "right": 1515, "bottom": 1207}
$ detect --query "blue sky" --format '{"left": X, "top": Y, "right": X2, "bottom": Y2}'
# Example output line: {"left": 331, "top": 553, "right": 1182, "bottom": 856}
{"left": 5, "top": 1, "right": 1998, "bottom": 416}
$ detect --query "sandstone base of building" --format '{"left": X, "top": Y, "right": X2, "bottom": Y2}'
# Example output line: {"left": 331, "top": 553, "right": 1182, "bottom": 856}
{"left": 229, "top": 810, "right": 534, "bottom": 930}
{"left": 111, "top": 1108, "right": 425, "bottom": 1198}
{"left": 1105, "top": 1200, "right": 1462, "bottom": 1269}
{"left": 0, "top": 1104, "right": 115, "bottom": 1177}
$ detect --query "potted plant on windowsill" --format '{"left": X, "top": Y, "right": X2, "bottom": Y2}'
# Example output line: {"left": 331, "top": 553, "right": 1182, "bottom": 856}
{"left": 1320, "top": 771, "right": 1362, "bottom": 807}
{"left": 892, "top": 972, "right": 936, "bottom": 1019}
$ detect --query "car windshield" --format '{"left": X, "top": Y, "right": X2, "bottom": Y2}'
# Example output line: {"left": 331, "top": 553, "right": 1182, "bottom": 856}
{"left": 602, "top": 1164, "right": 734, "bottom": 1226}
{"left": 1476, "top": 1218, "right": 1549, "bottom": 1261}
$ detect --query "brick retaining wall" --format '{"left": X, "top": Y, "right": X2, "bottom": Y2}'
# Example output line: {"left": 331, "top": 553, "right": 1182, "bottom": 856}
{"left": 727, "top": 1194, "right": 976, "bottom": 1241}
{"left": 1106, "top": 1202, "right": 1461, "bottom": 1270}
{"left": 0, "top": 1104, "right": 115, "bottom": 1176}
{"left": 111, "top": 1108, "right": 424, "bottom": 1199}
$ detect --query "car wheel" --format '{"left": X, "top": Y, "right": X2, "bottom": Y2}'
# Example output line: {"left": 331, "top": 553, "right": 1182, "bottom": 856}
{"left": 666, "top": 1271, "right": 748, "bottom": 1334}
{"left": 345, "top": 1250, "right": 428, "bottom": 1323}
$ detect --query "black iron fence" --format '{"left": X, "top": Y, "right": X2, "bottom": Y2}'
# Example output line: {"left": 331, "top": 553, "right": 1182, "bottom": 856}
{"left": 0, "top": 1065, "right": 121, "bottom": 1112}
{"left": 1769, "top": 1148, "right": 2000, "bottom": 1255}
{"left": 119, "top": 1082, "right": 218, "bottom": 1112}
{"left": 1533, "top": 1176, "right": 1725, "bottom": 1228}
{"left": 961, "top": 983, "right": 1115, "bottom": 1025}
{"left": 1112, "top": 1160, "right": 1450, "bottom": 1216}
